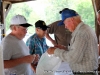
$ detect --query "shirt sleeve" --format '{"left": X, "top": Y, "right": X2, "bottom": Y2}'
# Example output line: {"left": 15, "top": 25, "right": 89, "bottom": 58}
{"left": 43, "top": 38, "right": 49, "bottom": 52}
{"left": 3, "top": 41, "right": 13, "bottom": 60}
{"left": 54, "top": 33, "right": 88, "bottom": 64}
{"left": 47, "top": 24, "right": 55, "bottom": 34}
{"left": 26, "top": 38, "right": 35, "bottom": 55}
{"left": 47, "top": 21, "right": 60, "bottom": 34}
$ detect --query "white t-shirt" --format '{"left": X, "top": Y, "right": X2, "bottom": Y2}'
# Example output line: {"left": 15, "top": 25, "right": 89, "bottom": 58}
{"left": 2, "top": 34, "right": 34, "bottom": 75}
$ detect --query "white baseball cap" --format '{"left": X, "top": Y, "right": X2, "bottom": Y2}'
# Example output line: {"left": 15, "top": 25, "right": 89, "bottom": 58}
{"left": 10, "top": 15, "right": 32, "bottom": 27}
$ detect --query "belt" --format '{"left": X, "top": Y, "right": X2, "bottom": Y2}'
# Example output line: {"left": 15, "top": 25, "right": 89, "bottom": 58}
{"left": 94, "top": 69, "right": 98, "bottom": 71}
{"left": 73, "top": 69, "right": 98, "bottom": 74}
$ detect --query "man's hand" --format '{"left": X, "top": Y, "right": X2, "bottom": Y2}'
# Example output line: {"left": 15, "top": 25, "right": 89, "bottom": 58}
{"left": 34, "top": 54, "right": 40, "bottom": 62}
{"left": 33, "top": 54, "right": 40, "bottom": 64}
{"left": 31, "top": 54, "right": 40, "bottom": 73}
{"left": 47, "top": 47, "right": 56, "bottom": 54}
{"left": 55, "top": 44, "right": 67, "bottom": 50}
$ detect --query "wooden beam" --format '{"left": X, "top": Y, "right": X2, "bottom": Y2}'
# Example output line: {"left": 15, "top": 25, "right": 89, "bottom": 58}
{"left": 3, "top": 0, "right": 35, "bottom": 4}
{"left": 92, "top": 0, "right": 100, "bottom": 74}
{"left": 92, "top": 0, "right": 100, "bottom": 43}
{"left": 1, "top": 0, "right": 5, "bottom": 38}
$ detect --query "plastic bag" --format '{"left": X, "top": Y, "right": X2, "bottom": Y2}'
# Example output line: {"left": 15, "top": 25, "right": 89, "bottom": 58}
{"left": 36, "top": 52, "right": 62, "bottom": 75}
{"left": 55, "top": 62, "right": 73, "bottom": 75}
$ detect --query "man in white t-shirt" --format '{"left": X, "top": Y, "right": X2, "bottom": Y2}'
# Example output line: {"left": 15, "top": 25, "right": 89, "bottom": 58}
{"left": 2, "top": 15, "right": 38, "bottom": 75}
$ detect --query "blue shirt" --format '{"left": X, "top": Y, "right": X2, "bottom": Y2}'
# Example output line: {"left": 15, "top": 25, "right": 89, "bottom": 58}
{"left": 26, "top": 33, "right": 49, "bottom": 57}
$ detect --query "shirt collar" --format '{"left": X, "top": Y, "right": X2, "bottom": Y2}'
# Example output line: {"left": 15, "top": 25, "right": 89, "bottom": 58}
{"left": 35, "top": 33, "right": 45, "bottom": 41}
{"left": 72, "top": 21, "right": 84, "bottom": 36}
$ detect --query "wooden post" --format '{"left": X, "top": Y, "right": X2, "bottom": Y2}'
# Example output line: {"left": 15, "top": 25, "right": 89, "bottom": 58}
{"left": 0, "top": 0, "right": 5, "bottom": 39}
{"left": 0, "top": 1, "right": 5, "bottom": 75}
{"left": 92, "top": 0, "right": 100, "bottom": 43}
{"left": 96, "top": 0, "right": 100, "bottom": 45}
{"left": 92, "top": 0, "right": 100, "bottom": 75}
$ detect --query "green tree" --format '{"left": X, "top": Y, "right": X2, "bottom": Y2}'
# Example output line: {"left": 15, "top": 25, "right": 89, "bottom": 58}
{"left": 38, "top": 0, "right": 70, "bottom": 24}
{"left": 6, "top": 0, "right": 95, "bottom": 34}
{"left": 66, "top": 0, "right": 95, "bottom": 29}
{"left": 76, "top": 0, "right": 95, "bottom": 29}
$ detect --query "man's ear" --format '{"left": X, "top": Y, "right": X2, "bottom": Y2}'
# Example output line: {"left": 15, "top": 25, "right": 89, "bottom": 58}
{"left": 69, "top": 17, "right": 74, "bottom": 24}
{"left": 70, "top": 17, "right": 74, "bottom": 21}
{"left": 36, "top": 28, "right": 38, "bottom": 31}
{"left": 14, "top": 26, "right": 17, "bottom": 31}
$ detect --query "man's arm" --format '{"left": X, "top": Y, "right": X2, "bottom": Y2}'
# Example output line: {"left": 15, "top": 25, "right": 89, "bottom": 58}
{"left": 4, "top": 55, "right": 35, "bottom": 68}
{"left": 45, "top": 33, "right": 57, "bottom": 46}
{"left": 31, "top": 54, "right": 39, "bottom": 73}
{"left": 47, "top": 33, "right": 87, "bottom": 64}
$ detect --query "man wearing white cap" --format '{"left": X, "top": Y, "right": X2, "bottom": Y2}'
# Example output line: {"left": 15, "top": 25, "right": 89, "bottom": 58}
{"left": 47, "top": 8, "right": 99, "bottom": 75}
{"left": 2, "top": 15, "right": 37, "bottom": 75}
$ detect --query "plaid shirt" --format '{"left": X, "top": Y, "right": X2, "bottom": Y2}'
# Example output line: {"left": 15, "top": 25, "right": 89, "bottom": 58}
{"left": 54, "top": 22, "right": 99, "bottom": 72}
{"left": 26, "top": 33, "right": 49, "bottom": 57}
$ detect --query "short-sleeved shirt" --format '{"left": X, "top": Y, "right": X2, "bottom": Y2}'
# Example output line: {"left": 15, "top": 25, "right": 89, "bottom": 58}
{"left": 26, "top": 33, "right": 49, "bottom": 57}
{"left": 47, "top": 20, "right": 72, "bottom": 46}
{"left": 2, "top": 34, "right": 34, "bottom": 75}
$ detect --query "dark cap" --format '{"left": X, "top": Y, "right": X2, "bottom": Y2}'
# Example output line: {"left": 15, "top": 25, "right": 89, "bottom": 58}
{"left": 58, "top": 8, "right": 79, "bottom": 26}
{"left": 35, "top": 20, "right": 50, "bottom": 31}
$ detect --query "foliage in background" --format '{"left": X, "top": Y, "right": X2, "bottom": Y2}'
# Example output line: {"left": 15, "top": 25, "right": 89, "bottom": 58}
{"left": 6, "top": 0, "right": 95, "bottom": 34}
{"left": 70, "top": 0, "right": 95, "bottom": 29}
{"left": 6, "top": 3, "right": 35, "bottom": 34}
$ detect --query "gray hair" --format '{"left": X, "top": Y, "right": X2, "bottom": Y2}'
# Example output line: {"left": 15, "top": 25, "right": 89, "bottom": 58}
{"left": 10, "top": 24, "right": 18, "bottom": 30}
{"left": 73, "top": 15, "right": 81, "bottom": 20}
